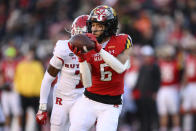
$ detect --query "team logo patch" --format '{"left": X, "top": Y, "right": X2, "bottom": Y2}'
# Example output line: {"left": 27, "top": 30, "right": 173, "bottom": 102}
{"left": 69, "top": 53, "right": 74, "bottom": 56}
{"left": 94, "top": 53, "right": 102, "bottom": 61}
{"left": 56, "top": 97, "right": 62, "bottom": 105}
{"left": 109, "top": 50, "right": 115, "bottom": 54}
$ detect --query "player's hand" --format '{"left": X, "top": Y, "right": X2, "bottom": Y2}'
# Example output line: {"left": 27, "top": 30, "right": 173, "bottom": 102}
{"left": 85, "top": 33, "right": 102, "bottom": 53}
{"left": 68, "top": 42, "right": 85, "bottom": 62}
{"left": 36, "top": 110, "right": 48, "bottom": 125}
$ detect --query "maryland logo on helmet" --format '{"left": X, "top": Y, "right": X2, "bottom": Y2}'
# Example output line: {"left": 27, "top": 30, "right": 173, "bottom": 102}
{"left": 87, "top": 5, "right": 118, "bottom": 37}
{"left": 91, "top": 5, "right": 117, "bottom": 22}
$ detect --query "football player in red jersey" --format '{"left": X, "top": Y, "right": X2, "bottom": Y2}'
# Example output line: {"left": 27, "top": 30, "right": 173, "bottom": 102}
{"left": 35, "top": 15, "right": 89, "bottom": 131}
{"left": 0, "top": 47, "right": 21, "bottom": 131}
{"left": 69, "top": 5, "right": 133, "bottom": 131}
{"left": 181, "top": 42, "right": 196, "bottom": 131}
{"left": 156, "top": 45, "right": 181, "bottom": 131}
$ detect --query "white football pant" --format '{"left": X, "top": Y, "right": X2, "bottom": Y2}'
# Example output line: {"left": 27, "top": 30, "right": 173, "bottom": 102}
{"left": 69, "top": 95, "right": 122, "bottom": 131}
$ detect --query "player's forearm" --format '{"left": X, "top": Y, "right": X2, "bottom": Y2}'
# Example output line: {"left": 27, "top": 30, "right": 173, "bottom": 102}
{"left": 40, "top": 71, "right": 56, "bottom": 104}
{"left": 80, "top": 61, "right": 92, "bottom": 88}
{"left": 39, "top": 58, "right": 61, "bottom": 104}
{"left": 99, "top": 49, "right": 130, "bottom": 74}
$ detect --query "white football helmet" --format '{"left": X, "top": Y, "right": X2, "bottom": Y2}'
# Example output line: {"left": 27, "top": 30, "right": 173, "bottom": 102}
{"left": 71, "top": 15, "right": 89, "bottom": 36}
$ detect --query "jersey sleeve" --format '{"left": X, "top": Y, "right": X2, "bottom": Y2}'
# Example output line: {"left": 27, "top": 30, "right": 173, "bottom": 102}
{"left": 125, "top": 35, "right": 133, "bottom": 49}
{"left": 49, "top": 56, "right": 64, "bottom": 69}
{"left": 53, "top": 40, "right": 68, "bottom": 60}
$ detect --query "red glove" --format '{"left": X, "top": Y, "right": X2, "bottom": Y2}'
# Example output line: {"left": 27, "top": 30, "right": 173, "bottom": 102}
{"left": 85, "top": 33, "right": 102, "bottom": 53}
{"left": 36, "top": 110, "right": 48, "bottom": 125}
{"left": 68, "top": 42, "right": 85, "bottom": 62}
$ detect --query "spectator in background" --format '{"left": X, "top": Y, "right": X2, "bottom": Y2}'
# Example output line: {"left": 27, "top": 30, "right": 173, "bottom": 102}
{"left": 133, "top": 10, "right": 154, "bottom": 47}
{"left": 133, "top": 45, "right": 160, "bottom": 131}
{"left": 0, "top": 46, "right": 21, "bottom": 131}
{"left": 189, "top": 11, "right": 196, "bottom": 36}
{"left": 156, "top": 45, "right": 181, "bottom": 131}
{"left": 153, "top": 15, "right": 173, "bottom": 46}
{"left": 14, "top": 46, "right": 44, "bottom": 131}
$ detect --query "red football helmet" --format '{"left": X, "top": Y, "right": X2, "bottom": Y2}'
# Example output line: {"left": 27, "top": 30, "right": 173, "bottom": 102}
{"left": 71, "top": 15, "right": 89, "bottom": 36}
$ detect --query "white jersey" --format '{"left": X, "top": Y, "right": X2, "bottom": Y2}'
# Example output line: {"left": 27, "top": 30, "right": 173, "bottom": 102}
{"left": 52, "top": 40, "right": 84, "bottom": 100}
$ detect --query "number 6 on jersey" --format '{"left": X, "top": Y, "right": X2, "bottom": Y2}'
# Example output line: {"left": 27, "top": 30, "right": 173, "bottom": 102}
{"left": 100, "top": 63, "right": 112, "bottom": 81}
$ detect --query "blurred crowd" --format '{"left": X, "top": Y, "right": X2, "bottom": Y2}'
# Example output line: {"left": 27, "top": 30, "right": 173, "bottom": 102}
{"left": 0, "top": 0, "right": 196, "bottom": 131}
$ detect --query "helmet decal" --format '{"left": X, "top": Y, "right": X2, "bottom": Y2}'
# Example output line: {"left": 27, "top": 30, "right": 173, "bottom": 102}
{"left": 93, "top": 7, "right": 110, "bottom": 21}
{"left": 91, "top": 6, "right": 116, "bottom": 22}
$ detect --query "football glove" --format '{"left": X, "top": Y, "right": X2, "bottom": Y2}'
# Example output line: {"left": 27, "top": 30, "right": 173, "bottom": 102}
{"left": 36, "top": 103, "right": 48, "bottom": 125}
{"left": 68, "top": 42, "right": 85, "bottom": 62}
{"left": 85, "top": 33, "right": 102, "bottom": 53}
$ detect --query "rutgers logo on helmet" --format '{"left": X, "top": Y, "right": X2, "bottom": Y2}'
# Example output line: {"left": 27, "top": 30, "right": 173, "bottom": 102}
{"left": 87, "top": 5, "right": 118, "bottom": 42}
{"left": 71, "top": 15, "right": 89, "bottom": 36}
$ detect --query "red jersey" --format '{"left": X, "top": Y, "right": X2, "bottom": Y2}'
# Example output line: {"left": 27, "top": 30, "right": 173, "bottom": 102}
{"left": 85, "top": 34, "right": 132, "bottom": 96}
{"left": 185, "top": 55, "right": 196, "bottom": 82}
{"left": 159, "top": 59, "right": 179, "bottom": 86}
{"left": 0, "top": 59, "right": 19, "bottom": 85}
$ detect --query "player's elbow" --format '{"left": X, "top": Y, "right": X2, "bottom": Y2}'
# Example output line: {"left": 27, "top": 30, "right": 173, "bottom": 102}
{"left": 115, "top": 67, "right": 126, "bottom": 74}
{"left": 114, "top": 60, "right": 130, "bottom": 74}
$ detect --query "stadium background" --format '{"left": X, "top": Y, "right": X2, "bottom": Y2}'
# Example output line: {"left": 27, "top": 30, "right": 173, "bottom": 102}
{"left": 0, "top": 0, "right": 195, "bottom": 131}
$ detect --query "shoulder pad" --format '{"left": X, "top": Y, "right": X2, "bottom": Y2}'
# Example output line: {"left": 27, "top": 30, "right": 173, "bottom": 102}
{"left": 115, "top": 34, "right": 133, "bottom": 49}
{"left": 53, "top": 40, "right": 69, "bottom": 59}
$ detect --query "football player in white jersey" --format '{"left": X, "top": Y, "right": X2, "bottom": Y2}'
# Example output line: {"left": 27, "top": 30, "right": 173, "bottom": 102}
{"left": 35, "top": 15, "right": 89, "bottom": 131}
